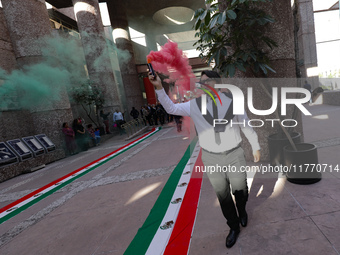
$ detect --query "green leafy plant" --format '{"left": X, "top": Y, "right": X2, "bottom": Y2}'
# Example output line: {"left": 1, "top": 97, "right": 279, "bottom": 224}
{"left": 194, "top": 0, "right": 277, "bottom": 78}
{"left": 71, "top": 80, "right": 105, "bottom": 127}
{"left": 194, "top": 0, "right": 301, "bottom": 151}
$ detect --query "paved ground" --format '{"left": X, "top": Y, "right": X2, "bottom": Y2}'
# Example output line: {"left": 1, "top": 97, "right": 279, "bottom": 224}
{"left": 0, "top": 104, "right": 339, "bottom": 255}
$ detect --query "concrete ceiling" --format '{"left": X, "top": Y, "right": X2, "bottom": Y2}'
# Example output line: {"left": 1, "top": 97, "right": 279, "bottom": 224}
{"left": 47, "top": 0, "right": 203, "bottom": 14}
{"left": 47, "top": 0, "right": 204, "bottom": 34}
{"left": 313, "top": 0, "right": 339, "bottom": 11}
{"left": 47, "top": 0, "right": 205, "bottom": 52}
{"left": 47, "top": 0, "right": 73, "bottom": 8}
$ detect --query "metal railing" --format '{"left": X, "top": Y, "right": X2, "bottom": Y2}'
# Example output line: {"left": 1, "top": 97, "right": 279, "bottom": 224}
{"left": 121, "top": 117, "right": 147, "bottom": 138}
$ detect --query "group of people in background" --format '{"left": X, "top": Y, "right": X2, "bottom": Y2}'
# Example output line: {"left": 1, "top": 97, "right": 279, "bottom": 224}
{"left": 126, "top": 103, "right": 182, "bottom": 129}
{"left": 62, "top": 103, "right": 183, "bottom": 156}
{"left": 100, "top": 109, "right": 126, "bottom": 135}
{"left": 140, "top": 103, "right": 182, "bottom": 129}
{"left": 62, "top": 117, "right": 101, "bottom": 156}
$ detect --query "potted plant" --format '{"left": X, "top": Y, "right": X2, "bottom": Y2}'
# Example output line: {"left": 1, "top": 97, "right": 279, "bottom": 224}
{"left": 193, "top": 0, "right": 321, "bottom": 184}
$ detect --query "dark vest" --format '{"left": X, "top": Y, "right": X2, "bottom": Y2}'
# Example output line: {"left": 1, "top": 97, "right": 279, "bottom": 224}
{"left": 195, "top": 92, "right": 235, "bottom": 132}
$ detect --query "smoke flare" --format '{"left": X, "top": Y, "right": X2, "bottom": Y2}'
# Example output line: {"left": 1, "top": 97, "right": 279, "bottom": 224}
{"left": 146, "top": 40, "right": 196, "bottom": 97}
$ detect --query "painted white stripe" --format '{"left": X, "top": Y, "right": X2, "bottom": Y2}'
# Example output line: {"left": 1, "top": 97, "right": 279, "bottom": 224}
{"left": 0, "top": 128, "right": 160, "bottom": 221}
{"left": 145, "top": 142, "right": 201, "bottom": 255}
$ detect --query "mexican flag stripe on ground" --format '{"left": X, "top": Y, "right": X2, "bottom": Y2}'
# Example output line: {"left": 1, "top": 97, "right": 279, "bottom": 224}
{"left": 0, "top": 127, "right": 161, "bottom": 225}
{"left": 124, "top": 137, "right": 204, "bottom": 255}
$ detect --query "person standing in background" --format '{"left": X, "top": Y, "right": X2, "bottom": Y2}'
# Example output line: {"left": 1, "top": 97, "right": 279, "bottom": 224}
{"left": 113, "top": 109, "right": 125, "bottom": 135}
{"left": 87, "top": 124, "right": 100, "bottom": 146}
{"left": 100, "top": 110, "right": 111, "bottom": 134}
{"left": 62, "top": 122, "right": 77, "bottom": 155}
{"left": 72, "top": 118, "right": 89, "bottom": 152}
{"left": 130, "top": 107, "right": 139, "bottom": 120}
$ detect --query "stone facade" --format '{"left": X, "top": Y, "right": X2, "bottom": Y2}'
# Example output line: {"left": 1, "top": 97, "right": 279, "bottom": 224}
{"left": 0, "top": 0, "right": 129, "bottom": 182}
{"left": 1, "top": 0, "right": 52, "bottom": 67}
{"left": 0, "top": 0, "right": 73, "bottom": 182}
{"left": 0, "top": 9, "right": 16, "bottom": 72}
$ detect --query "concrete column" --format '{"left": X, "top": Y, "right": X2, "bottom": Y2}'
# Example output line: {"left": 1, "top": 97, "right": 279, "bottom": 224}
{"left": 217, "top": 0, "right": 298, "bottom": 77}
{"left": 218, "top": 0, "right": 303, "bottom": 161}
{"left": 1, "top": 0, "right": 73, "bottom": 160}
{"left": 1, "top": 0, "right": 51, "bottom": 67}
{"left": 242, "top": 0, "right": 303, "bottom": 162}
{"left": 72, "top": 0, "right": 120, "bottom": 112}
{"left": 296, "top": 0, "right": 318, "bottom": 88}
{"left": 106, "top": 1, "right": 144, "bottom": 116}
{"left": 145, "top": 33, "right": 158, "bottom": 53}
{"left": 264, "top": 0, "right": 296, "bottom": 78}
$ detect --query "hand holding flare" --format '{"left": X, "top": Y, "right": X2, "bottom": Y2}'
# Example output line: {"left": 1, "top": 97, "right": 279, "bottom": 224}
{"left": 146, "top": 40, "right": 196, "bottom": 95}
{"left": 147, "top": 58, "right": 156, "bottom": 77}
{"left": 147, "top": 59, "right": 163, "bottom": 90}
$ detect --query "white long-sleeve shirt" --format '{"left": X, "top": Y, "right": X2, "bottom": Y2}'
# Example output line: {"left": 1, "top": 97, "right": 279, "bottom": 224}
{"left": 156, "top": 88, "right": 260, "bottom": 153}
{"left": 113, "top": 112, "right": 124, "bottom": 122}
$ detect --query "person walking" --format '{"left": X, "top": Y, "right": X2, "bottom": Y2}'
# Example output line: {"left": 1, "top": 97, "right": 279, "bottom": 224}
{"left": 303, "top": 80, "right": 312, "bottom": 103}
{"left": 148, "top": 70, "right": 261, "bottom": 249}
{"left": 145, "top": 104, "right": 153, "bottom": 125}
{"left": 174, "top": 115, "right": 182, "bottom": 132}
{"left": 141, "top": 106, "right": 148, "bottom": 125}
{"left": 156, "top": 102, "right": 166, "bottom": 125}
{"left": 150, "top": 104, "right": 158, "bottom": 125}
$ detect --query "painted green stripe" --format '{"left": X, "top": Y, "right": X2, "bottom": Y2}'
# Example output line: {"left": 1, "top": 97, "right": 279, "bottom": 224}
{"left": 0, "top": 128, "right": 161, "bottom": 225}
{"left": 124, "top": 136, "right": 198, "bottom": 255}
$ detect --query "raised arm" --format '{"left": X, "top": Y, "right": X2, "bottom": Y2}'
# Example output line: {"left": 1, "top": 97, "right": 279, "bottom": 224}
{"left": 148, "top": 72, "right": 190, "bottom": 116}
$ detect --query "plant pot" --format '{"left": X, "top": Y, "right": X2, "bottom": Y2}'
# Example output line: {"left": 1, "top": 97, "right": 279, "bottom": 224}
{"left": 283, "top": 143, "right": 322, "bottom": 185}
{"left": 268, "top": 132, "right": 301, "bottom": 166}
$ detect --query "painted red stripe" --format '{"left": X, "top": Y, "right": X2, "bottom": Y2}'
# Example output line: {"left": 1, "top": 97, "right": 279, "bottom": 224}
{"left": 163, "top": 150, "right": 204, "bottom": 255}
{"left": 0, "top": 128, "right": 156, "bottom": 214}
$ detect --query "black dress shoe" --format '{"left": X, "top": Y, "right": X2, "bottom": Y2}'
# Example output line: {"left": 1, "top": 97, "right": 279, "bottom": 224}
{"left": 239, "top": 212, "right": 248, "bottom": 227}
{"left": 226, "top": 228, "right": 240, "bottom": 248}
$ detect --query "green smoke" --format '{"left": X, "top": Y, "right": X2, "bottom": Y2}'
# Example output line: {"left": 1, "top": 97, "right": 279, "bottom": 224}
{"left": 0, "top": 64, "right": 70, "bottom": 110}
{"left": 79, "top": 31, "right": 131, "bottom": 75}
{"left": 0, "top": 31, "right": 130, "bottom": 111}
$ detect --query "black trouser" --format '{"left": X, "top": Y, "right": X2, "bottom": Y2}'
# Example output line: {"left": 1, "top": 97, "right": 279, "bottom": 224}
{"left": 158, "top": 114, "right": 165, "bottom": 125}
{"left": 201, "top": 147, "right": 248, "bottom": 230}
{"left": 153, "top": 114, "right": 158, "bottom": 125}
{"left": 147, "top": 115, "right": 153, "bottom": 125}
{"left": 116, "top": 120, "right": 125, "bottom": 134}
